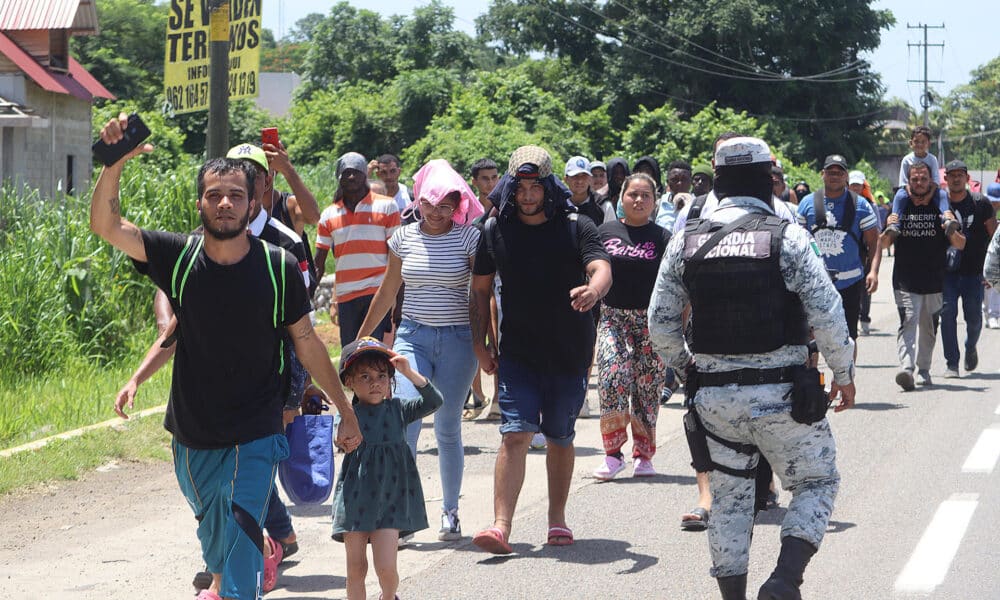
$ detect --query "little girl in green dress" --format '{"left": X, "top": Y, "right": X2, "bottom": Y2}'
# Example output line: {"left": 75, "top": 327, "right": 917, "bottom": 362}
{"left": 332, "top": 337, "right": 442, "bottom": 600}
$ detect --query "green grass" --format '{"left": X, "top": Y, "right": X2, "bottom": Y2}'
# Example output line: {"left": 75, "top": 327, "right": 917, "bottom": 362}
{"left": 0, "top": 409, "right": 171, "bottom": 496}
{"left": 0, "top": 355, "right": 172, "bottom": 449}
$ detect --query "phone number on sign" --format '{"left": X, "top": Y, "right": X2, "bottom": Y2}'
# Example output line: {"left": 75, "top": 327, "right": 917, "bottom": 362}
{"left": 165, "top": 82, "right": 209, "bottom": 112}
{"left": 229, "top": 71, "right": 257, "bottom": 96}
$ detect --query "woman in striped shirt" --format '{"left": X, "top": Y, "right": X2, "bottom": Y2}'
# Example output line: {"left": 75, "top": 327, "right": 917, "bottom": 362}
{"left": 356, "top": 159, "right": 485, "bottom": 542}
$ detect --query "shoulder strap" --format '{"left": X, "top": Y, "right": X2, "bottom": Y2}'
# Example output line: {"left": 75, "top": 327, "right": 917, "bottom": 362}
{"left": 812, "top": 191, "right": 827, "bottom": 230}
{"left": 567, "top": 212, "right": 580, "bottom": 253}
{"left": 689, "top": 213, "right": 762, "bottom": 262}
{"left": 484, "top": 216, "right": 498, "bottom": 263}
{"left": 689, "top": 194, "right": 709, "bottom": 220}
{"left": 170, "top": 234, "right": 204, "bottom": 307}
{"left": 260, "top": 238, "right": 288, "bottom": 375}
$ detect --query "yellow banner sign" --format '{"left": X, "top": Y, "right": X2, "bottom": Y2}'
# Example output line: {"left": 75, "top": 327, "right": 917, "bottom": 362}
{"left": 164, "top": 0, "right": 262, "bottom": 115}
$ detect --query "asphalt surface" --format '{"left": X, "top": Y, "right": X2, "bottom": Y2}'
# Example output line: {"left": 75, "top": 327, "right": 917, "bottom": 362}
{"left": 3, "top": 256, "right": 1000, "bottom": 599}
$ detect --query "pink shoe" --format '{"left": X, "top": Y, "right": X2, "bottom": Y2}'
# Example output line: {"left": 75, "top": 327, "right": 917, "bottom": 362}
{"left": 263, "top": 535, "right": 284, "bottom": 593}
{"left": 195, "top": 591, "right": 222, "bottom": 600}
{"left": 593, "top": 455, "right": 625, "bottom": 481}
{"left": 633, "top": 457, "right": 656, "bottom": 477}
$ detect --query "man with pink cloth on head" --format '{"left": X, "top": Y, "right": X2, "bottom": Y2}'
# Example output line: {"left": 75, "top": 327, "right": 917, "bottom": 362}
{"left": 357, "top": 159, "right": 484, "bottom": 542}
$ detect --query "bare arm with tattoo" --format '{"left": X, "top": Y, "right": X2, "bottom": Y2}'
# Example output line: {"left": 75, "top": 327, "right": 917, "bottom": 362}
{"left": 90, "top": 112, "right": 153, "bottom": 261}
{"left": 470, "top": 272, "right": 498, "bottom": 375}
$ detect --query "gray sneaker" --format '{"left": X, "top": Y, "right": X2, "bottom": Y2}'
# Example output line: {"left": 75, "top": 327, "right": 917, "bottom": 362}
{"left": 917, "top": 369, "right": 933, "bottom": 386}
{"left": 895, "top": 370, "right": 915, "bottom": 391}
{"left": 438, "top": 509, "right": 462, "bottom": 541}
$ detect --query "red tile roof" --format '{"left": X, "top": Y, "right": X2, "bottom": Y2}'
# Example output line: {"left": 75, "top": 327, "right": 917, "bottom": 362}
{"left": 0, "top": 32, "right": 113, "bottom": 101}
{"left": 0, "top": 0, "right": 98, "bottom": 34}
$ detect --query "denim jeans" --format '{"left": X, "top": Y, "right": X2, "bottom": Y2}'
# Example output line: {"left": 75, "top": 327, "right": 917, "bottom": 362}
{"left": 395, "top": 319, "right": 478, "bottom": 513}
{"left": 941, "top": 273, "right": 985, "bottom": 369}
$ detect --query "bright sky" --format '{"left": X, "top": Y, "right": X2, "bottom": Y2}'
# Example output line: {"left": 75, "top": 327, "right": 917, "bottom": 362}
{"left": 261, "top": 0, "right": 998, "bottom": 110}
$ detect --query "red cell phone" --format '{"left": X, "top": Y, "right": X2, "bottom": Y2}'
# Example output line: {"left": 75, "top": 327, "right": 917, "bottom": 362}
{"left": 261, "top": 127, "right": 279, "bottom": 147}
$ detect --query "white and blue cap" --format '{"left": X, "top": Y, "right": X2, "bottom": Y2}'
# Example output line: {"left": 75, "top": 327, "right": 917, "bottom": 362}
{"left": 564, "top": 156, "right": 592, "bottom": 177}
{"left": 714, "top": 137, "right": 772, "bottom": 167}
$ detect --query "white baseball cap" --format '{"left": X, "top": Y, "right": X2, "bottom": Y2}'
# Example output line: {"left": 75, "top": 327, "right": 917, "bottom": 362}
{"left": 714, "top": 137, "right": 772, "bottom": 167}
{"left": 564, "top": 156, "right": 592, "bottom": 177}
{"left": 848, "top": 170, "right": 866, "bottom": 185}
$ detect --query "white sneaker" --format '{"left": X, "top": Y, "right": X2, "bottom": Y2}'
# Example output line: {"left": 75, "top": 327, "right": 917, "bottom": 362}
{"left": 397, "top": 532, "right": 414, "bottom": 547}
{"left": 438, "top": 509, "right": 462, "bottom": 541}
{"left": 530, "top": 432, "right": 547, "bottom": 450}
{"left": 917, "top": 369, "right": 933, "bottom": 386}
{"left": 860, "top": 321, "right": 871, "bottom": 336}
{"left": 593, "top": 455, "right": 625, "bottom": 481}
{"left": 990, "top": 317, "right": 1000, "bottom": 329}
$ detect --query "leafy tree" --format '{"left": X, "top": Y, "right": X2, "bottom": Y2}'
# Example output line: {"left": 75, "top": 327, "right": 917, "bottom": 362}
{"left": 394, "top": 1, "right": 479, "bottom": 72}
{"left": 299, "top": 3, "right": 398, "bottom": 95}
{"left": 286, "top": 84, "right": 402, "bottom": 165}
{"left": 476, "top": 0, "right": 894, "bottom": 164}
{"left": 71, "top": 0, "right": 168, "bottom": 107}
{"left": 937, "top": 56, "right": 1000, "bottom": 170}
{"left": 287, "top": 13, "right": 326, "bottom": 43}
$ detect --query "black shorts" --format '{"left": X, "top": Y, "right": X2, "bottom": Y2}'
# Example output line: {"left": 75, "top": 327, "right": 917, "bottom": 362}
{"left": 838, "top": 280, "right": 863, "bottom": 339}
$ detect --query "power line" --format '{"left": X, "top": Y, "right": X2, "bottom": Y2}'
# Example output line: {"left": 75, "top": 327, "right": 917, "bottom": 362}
{"left": 602, "top": 0, "right": 867, "bottom": 82}
{"left": 645, "top": 88, "right": 890, "bottom": 124}
{"left": 537, "top": 2, "right": 870, "bottom": 84}
{"left": 906, "top": 22, "right": 945, "bottom": 126}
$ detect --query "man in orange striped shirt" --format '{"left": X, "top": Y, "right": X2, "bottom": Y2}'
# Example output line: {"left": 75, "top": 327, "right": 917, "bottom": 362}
{"left": 315, "top": 152, "right": 401, "bottom": 346}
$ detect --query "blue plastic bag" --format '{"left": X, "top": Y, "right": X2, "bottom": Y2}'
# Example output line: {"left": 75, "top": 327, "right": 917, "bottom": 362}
{"left": 279, "top": 414, "right": 335, "bottom": 505}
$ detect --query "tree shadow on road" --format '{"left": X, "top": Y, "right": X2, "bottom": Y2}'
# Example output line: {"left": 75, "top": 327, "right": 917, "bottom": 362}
{"left": 586, "top": 473, "right": 697, "bottom": 486}
{"left": 755, "top": 508, "right": 856, "bottom": 535}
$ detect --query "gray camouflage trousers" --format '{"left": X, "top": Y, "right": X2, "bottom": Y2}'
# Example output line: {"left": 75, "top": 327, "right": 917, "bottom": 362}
{"left": 695, "top": 382, "right": 839, "bottom": 578}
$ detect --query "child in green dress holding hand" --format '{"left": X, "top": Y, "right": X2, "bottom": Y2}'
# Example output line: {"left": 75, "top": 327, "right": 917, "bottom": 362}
{"left": 333, "top": 337, "right": 442, "bottom": 600}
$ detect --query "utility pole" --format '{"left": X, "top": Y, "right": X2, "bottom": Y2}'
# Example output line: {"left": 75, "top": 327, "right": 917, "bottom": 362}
{"left": 906, "top": 23, "right": 945, "bottom": 128}
{"left": 207, "top": 0, "right": 230, "bottom": 159}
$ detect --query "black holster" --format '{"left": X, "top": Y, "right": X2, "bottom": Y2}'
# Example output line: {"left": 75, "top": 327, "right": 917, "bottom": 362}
{"left": 789, "top": 365, "right": 829, "bottom": 424}
{"left": 683, "top": 408, "right": 714, "bottom": 473}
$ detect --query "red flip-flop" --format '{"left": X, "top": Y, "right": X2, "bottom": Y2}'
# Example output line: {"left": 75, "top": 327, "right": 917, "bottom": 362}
{"left": 472, "top": 526, "right": 513, "bottom": 554}
{"left": 547, "top": 525, "right": 574, "bottom": 546}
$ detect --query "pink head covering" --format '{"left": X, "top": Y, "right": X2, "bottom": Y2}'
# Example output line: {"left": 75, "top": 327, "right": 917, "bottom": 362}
{"left": 409, "top": 159, "right": 485, "bottom": 225}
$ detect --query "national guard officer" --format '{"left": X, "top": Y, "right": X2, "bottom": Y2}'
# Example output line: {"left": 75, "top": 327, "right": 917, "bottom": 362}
{"left": 648, "top": 137, "right": 857, "bottom": 600}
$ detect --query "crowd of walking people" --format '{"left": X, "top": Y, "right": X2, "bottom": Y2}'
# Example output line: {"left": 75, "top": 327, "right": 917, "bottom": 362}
{"left": 92, "top": 110, "right": 1000, "bottom": 600}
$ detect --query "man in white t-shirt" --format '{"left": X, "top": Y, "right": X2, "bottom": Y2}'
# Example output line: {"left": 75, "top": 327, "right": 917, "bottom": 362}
{"left": 368, "top": 153, "right": 411, "bottom": 212}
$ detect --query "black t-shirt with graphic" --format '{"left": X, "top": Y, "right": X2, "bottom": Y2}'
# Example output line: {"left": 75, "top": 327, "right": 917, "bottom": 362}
{"left": 892, "top": 199, "right": 949, "bottom": 294}
{"left": 473, "top": 213, "right": 609, "bottom": 373}
{"left": 949, "top": 192, "right": 996, "bottom": 276}
{"left": 598, "top": 220, "right": 670, "bottom": 309}
{"left": 135, "top": 230, "right": 312, "bottom": 449}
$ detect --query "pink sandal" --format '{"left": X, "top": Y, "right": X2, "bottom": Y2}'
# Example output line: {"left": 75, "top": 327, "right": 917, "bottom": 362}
{"left": 472, "top": 526, "right": 513, "bottom": 554}
{"left": 263, "top": 535, "right": 284, "bottom": 592}
{"left": 547, "top": 525, "right": 574, "bottom": 546}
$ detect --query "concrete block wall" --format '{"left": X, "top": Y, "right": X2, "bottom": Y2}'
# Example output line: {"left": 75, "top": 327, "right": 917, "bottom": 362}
{"left": 21, "top": 82, "right": 93, "bottom": 198}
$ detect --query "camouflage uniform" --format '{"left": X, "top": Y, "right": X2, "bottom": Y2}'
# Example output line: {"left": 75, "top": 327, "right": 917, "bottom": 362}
{"left": 984, "top": 230, "right": 1000, "bottom": 287}
{"left": 648, "top": 196, "right": 855, "bottom": 578}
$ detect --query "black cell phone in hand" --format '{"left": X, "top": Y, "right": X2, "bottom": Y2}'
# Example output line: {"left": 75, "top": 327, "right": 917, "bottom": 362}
{"left": 92, "top": 113, "right": 151, "bottom": 167}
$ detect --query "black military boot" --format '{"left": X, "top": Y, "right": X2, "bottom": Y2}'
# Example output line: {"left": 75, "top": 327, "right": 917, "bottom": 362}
{"left": 717, "top": 573, "right": 748, "bottom": 600}
{"left": 757, "top": 536, "right": 817, "bottom": 600}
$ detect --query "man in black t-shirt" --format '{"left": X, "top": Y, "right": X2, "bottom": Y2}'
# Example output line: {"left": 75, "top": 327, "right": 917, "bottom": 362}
{"left": 470, "top": 145, "right": 611, "bottom": 554}
{"left": 881, "top": 162, "right": 966, "bottom": 391}
{"left": 91, "top": 113, "right": 360, "bottom": 600}
{"left": 940, "top": 160, "right": 997, "bottom": 377}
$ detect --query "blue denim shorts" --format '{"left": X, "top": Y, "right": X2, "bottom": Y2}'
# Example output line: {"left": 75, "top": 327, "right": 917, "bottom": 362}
{"left": 497, "top": 355, "right": 588, "bottom": 446}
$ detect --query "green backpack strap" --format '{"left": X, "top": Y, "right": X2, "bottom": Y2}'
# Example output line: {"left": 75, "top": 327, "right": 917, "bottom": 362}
{"left": 260, "top": 238, "right": 287, "bottom": 374}
{"left": 170, "top": 234, "right": 204, "bottom": 307}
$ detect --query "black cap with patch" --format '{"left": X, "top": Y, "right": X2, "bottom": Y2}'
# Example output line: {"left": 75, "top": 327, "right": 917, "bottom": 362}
{"left": 823, "top": 154, "right": 848, "bottom": 170}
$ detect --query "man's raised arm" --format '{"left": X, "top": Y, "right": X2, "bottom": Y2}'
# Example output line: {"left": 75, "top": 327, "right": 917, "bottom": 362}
{"left": 89, "top": 113, "right": 153, "bottom": 261}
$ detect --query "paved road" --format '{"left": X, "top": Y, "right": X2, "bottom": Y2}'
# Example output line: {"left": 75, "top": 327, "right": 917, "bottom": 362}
{"left": 3, "top": 258, "right": 1000, "bottom": 599}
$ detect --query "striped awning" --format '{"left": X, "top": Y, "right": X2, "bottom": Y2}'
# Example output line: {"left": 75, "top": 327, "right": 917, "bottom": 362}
{"left": 0, "top": 0, "right": 99, "bottom": 35}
